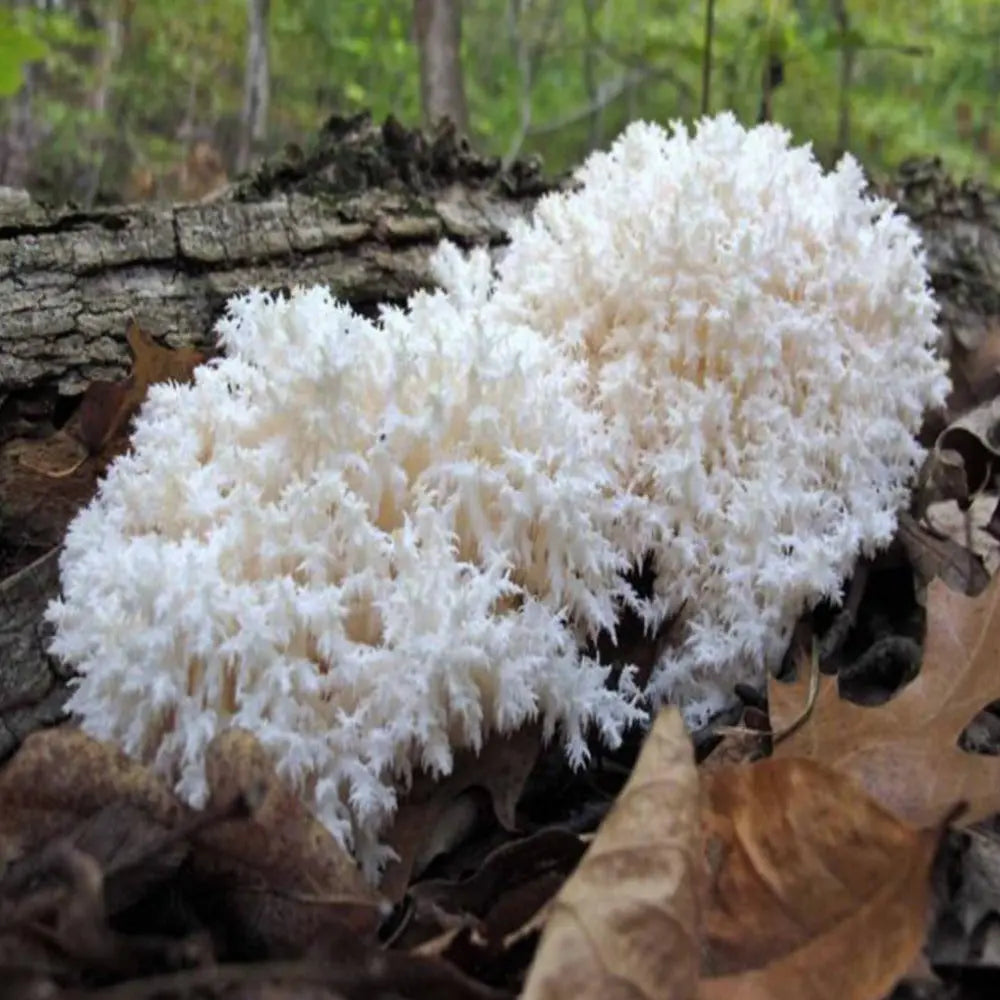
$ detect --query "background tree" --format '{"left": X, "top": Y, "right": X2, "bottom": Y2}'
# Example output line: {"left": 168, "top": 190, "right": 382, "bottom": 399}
{"left": 237, "top": 0, "right": 270, "bottom": 173}
{"left": 413, "top": 0, "right": 468, "bottom": 131}
{"left": 0, "top": 0, "right": 996, "bottom": 205}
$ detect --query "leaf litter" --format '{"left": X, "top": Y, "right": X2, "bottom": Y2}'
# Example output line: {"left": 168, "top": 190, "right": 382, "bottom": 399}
{"left": 770, "top": 573, "right": 1000, "bottom": 829}
{"left": 7, "top": 289, "right": 1000, "bottom": 998}
{"left": 0, "top": 319, "right": 207, "bottom": 577}
{"left": 6, "top": 480, "right": 1000, "bottom": 997}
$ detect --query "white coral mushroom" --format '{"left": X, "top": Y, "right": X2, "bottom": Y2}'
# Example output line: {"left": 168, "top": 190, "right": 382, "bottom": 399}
{"left": 46, "top": 112, "right": 949, "bottom": 878}
{"left": 484, "top": 112, "right": 950, "bottom": 722}
{"left": 46, "top": 272, "right": 644, "bottom": 880}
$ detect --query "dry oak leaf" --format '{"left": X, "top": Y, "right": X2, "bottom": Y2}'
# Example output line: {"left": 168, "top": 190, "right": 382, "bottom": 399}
{"left": 75, "top": 318, "right": 207, "bottom": 457}
{"left": 769, "top": 573, "right": 1000, "bottom": 828}
{"left": 521, "top": 707, "right": 701, "bottom": 1000}
{"left": 698, "top": 757, "right": 943, "bottom": 1000}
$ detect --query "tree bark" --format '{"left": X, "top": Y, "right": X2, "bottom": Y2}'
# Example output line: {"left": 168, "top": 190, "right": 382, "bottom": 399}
{"left": 0, "top": 179, "right": 536, "bottom": 400}
{"left": 830, "top": 0, "right": 854, "bottom": 159}
{"left": 81, "top": 1, "right": 127, "bottom": 206}
{"left": 0, "top": 0, "right": 41, "bottom": 189}
{"left": 413, "top": 0, "right": 469, "bottom": 132}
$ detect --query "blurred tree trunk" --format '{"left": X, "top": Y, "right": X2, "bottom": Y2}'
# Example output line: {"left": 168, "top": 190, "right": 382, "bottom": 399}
{"left": 413, "top": 0, "right": 468, "bottom": 133}
{"left": 237, "top": 0, "right": 270, "bottom": 173}
{"left": 580, "top": 0, "right": 603, "bottom": 148}
{"left": 830, "top": 0, "right": 854, "bottom": 159}
{"left": 0, "top": 0, "right": 40, "bottom": 188}
{"left": 81, "top": 0, "right": 128, "bottom": 205}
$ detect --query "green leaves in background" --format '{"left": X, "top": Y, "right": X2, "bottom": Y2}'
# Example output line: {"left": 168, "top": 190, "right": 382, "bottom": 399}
{"left": 0, "top": 9, "right": 48, "bottom": 97}
{"left": 1, "top": 0, "right": 998, "bottom": 202}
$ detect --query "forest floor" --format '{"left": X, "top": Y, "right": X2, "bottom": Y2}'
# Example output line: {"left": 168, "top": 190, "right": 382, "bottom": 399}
{"left": 1, "top": 118, "right": 999, "bottom": 999}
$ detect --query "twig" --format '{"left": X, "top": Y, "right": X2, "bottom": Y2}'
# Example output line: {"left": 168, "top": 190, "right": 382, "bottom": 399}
{"left": 714, "top": 640, "right": 820, "bottom": 745}
{"left": 771, "top": 642, "right": 821, "bottom": 745}
{"left": 817, "top": 559, "right": 870, "bottom": 663}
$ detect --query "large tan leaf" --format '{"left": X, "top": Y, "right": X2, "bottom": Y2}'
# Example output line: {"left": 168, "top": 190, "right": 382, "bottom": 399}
{"left": 770, "top": 574, "right": 1000, "bottom": 827}
{"left": 0, "top": 727, "right": 185, "bottom": 867}
{"left": 521, "top": 707, "right": 701, "bottom": 1000}
{"left": 190, "top": 729, "right": 384, "bottom": 956}
{"left": 698, "top": 758, "right": 942, "bottom": 1000}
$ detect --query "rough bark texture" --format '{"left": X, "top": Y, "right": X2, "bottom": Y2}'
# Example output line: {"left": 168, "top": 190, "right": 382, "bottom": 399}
{"left": 0, "top": 549, "right": 67, "bottom": 760}
{"left": 0, "top": 127, "right": 997, "bottom": 762}
{"left": 1, "top": 113, "right": 546, "bottom": 401}
{"left": 887, "top": 157, "right": 1000, "bottom": 423}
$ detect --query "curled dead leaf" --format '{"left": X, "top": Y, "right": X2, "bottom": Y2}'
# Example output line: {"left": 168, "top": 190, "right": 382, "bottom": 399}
{"left": 522, "top": 708, "right": 701, "bottom": 1000}
{"left": 936, "top": 396, "right": 1000, "bottom": 497}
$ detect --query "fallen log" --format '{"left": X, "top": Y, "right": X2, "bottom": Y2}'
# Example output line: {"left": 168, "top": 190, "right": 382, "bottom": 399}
{"left": 0, "top": 113, "right": 547, "bottom": 401}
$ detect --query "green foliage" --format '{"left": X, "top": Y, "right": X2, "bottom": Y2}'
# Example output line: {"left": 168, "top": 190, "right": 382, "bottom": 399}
{"left": 0, "top": 8, "right": 50, "bottom": 97}
{"left": 2, "top": 0, "right": 998, "bottom": 203}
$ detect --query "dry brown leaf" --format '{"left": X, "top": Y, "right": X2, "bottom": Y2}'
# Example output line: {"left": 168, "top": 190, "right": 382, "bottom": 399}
{"left": 770, "top": 574, "right": 1000, "bottom": 828}
{"left": 190, "top": 729, "right": 384, "bottom": 956}
{"left": 399, "top": 827, "right": 585, "bottom": 952}
{"left": 410, "top": 827, "right": 584, "bottom": 921}
{"left": 922, "top": 494, "right": 1000, "bottom": 578}
{"left": 77, "top": 319, "right": 207, "bottom": 459}
{"left": 0, "top": 321, "right": 207, "bottom": 568}
{"left": 898, "top": 509, "right": 992, "bottom": 595}
{"left": 521, "top": 708, "right": 701, "bottom": 1000}
{"left": 698, "top": 757, "right": 943, "bottom": 1000}
{"left": 75, "top": 378, "right": 132, "bottom": 454}
{"left": 16, "top": 320, "right": 205, "bottom": 472}
{"left": 380, "top": 722, "right": 543, "bottom": 901}
{"left": 0, "top": 727, "right": 186, "bottom": 869}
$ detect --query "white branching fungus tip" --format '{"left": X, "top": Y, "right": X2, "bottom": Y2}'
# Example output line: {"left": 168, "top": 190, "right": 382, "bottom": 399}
{"left": 46, "top": 275, "right": 643, "bottom": 880}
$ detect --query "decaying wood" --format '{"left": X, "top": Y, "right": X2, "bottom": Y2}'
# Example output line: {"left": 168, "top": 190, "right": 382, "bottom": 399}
{"left": 0, "top": 112, "right": 549, "bottom": 403}
{"left": 888, "top": 158, "right": 1000, "bottom": 417}
{"left": 0, "top": 550, "right": 67, "bottom": 759}
{"left": 0, "top": 173, "right": 535, "bottom": 399}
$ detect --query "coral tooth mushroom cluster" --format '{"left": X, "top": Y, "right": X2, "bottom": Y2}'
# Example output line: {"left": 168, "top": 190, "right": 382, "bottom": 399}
{"left": 46, "top": 112, "right": 949, "bottom": 880}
